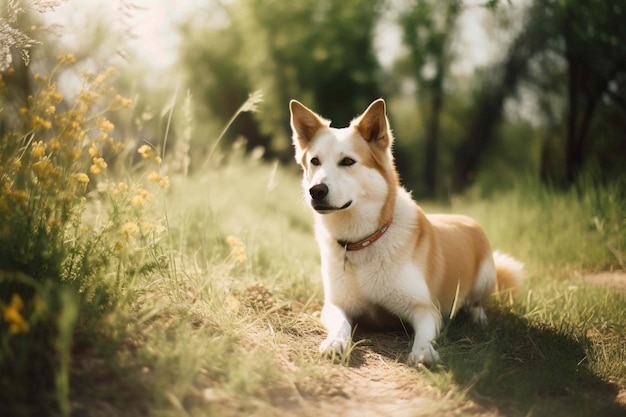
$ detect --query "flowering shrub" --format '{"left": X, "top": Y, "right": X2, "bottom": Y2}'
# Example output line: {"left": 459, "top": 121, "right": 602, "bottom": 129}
{"left": 0, "top": 55, "right": 166, "bottom": 415}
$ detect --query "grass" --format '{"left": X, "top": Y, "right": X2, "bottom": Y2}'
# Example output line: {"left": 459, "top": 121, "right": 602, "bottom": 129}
{"left": 1, "top": 64, "right": 625, "bottom": 416}
{"left": 67, "top": 159, "right": 625, "bottom": 417}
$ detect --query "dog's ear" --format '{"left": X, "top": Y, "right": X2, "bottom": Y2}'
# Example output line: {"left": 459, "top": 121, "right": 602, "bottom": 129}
{"left": 354, "top": 99, "right": 392, "bottom": 149}
{"left": 290, "top": 100, "right": 329, "bottom": 159}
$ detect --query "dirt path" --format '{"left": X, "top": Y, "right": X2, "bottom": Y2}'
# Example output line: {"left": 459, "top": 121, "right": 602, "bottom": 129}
{"left": 293, "top": 356, "right": 497, "bottom": 417}
{"left": 582, "top": 270, "right": 626, "bottom": 291}
{"left": 271, "top": 332, "right": 502, "bottom": 417}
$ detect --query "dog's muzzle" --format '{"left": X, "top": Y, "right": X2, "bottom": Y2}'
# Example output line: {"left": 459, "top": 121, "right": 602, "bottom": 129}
{"left": 309, "top": 184, "right": 352, "bottom": 213}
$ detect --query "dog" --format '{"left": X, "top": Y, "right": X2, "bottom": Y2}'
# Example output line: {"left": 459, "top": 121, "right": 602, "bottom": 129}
{"left": 289, "top": 98, "right": 524, "bottom": 366}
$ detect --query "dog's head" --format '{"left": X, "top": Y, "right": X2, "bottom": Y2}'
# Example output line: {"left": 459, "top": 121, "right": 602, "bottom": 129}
{"left": 289, "top": 99, "right": 398, "bottom": 216}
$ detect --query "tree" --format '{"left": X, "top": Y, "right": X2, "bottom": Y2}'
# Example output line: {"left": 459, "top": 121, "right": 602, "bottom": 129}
{"left": 559, "top": 0, "right": 626, "bottom": 184}
{"left": 399, "top": 0, "right": 462, "bottom": 198}
{"left": 451, "top": 0, "right": 626, "bottom": 191}
{"left": 451, "top": 1, "right": 553, "bottom": 192}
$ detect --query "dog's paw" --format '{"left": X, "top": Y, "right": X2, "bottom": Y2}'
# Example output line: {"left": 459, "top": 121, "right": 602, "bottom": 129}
{"left": 407, "top": 343, "right": 440, "bottom": 367}
{"left": 319, "top": 337, "right": 348, "bottom": 358}
{"left": 469, "top": 305, "right": 488, "bottom": 325}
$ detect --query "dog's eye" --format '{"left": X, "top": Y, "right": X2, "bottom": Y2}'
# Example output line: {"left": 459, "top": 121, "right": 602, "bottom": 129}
{"left": 310, "top": 157, "right": 321, "bottom": 166}
{"left": 339, "top": 157, "right": 356, "bottom": 167}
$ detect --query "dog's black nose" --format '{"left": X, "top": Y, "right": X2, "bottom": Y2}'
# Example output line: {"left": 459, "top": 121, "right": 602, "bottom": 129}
{"left": 309, "top": 184, "right": 329, "bottom": 201}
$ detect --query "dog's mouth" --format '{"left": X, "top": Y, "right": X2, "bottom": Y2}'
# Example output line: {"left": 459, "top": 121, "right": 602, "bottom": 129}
{"left": 313, "top": 200, "right": 352, "bottom": 214}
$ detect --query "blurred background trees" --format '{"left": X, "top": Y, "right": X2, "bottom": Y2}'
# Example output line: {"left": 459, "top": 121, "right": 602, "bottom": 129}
{"left": 3, "top": 0, "right": 626, "bottom": 199}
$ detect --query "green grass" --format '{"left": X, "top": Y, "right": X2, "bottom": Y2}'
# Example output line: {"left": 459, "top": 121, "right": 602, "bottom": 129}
{"left": 65, "top": 158, "right": 622, "bottom": 417}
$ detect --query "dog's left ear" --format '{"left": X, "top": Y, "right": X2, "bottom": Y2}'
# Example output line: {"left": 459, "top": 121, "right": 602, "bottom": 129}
{"left": 354, "top": 99, "right": 392, "bottom": 149}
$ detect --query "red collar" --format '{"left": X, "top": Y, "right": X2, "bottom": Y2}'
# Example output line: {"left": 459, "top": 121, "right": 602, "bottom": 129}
{"left": 338, "top": 217, "right": 393, "bottom": 251}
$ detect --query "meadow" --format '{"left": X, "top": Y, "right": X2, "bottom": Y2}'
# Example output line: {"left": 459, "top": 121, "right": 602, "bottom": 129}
{"left": 1, "top": 62, "right": 625, "bottom": 417}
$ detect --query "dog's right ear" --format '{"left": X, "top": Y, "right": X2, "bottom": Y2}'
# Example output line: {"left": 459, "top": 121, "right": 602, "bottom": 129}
{"left": 290, "top": 100, "right": 329, "bottom": 160}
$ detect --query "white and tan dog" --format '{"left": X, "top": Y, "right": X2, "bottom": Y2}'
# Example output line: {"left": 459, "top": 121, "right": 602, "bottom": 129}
{"left": 290, "top": 98, "right": 523, "bottom": 366}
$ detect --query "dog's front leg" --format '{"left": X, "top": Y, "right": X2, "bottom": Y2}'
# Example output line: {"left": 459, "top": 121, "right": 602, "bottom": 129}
{"left": 407, "top": 305, "right": 441, "bottom": 366}
{"left": 319, "top": 302, "right": 352, "bottom": 356}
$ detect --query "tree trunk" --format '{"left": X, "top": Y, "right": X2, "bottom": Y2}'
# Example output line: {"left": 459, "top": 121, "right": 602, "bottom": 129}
{"left": 423, "top": 56, "right": 445, "bottom": 199}
{"left": 563, "top": 20, "right": 599, "bottom": 186}
{"left": 451, "top": 2, "right": 550, "bottom": 193}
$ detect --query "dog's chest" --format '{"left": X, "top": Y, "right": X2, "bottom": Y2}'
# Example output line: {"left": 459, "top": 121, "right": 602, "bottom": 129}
{"left": 323, "top": 241, "right": 432, "bottom": 321}
{"left": 333, "top": 249, "right": 402, "bottom": 301}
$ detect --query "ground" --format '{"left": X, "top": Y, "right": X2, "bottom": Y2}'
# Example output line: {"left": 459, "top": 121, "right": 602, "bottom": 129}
{"left": 583, "top": 270, "right": 626, "bottom": 292}
{"left": 245, "top": 271, "right": 626, "bottom": 417}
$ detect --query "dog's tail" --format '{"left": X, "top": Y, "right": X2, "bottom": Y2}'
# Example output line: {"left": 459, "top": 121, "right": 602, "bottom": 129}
{"left": 493, "top": 251, "right": 524, "bottom": 297}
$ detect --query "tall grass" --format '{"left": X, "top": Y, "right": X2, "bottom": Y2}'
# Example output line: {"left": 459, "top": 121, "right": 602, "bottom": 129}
{"left": 456, "top": 176, "right": 625, "bottom": 275}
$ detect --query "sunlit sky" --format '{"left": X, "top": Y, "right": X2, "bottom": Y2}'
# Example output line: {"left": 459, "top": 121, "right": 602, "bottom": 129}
{"left": 44, "top": 0, "right": 204, "bottom": 69}
{"left": 43, "top": 0, "right": 505, "bottom": 74}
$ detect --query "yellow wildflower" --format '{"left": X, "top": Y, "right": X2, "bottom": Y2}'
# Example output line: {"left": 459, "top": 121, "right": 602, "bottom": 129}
{"left": 71, "top": 173, "right": 90, "bottom": 184}
{"left": 18, "top": 107, "right": 28, "bottom": 115}
{"left": 77, "top": 89, "right": 99, "bottom": 107}
{"left": 138, "top": 144, "right": 154, "bottom": 159}
{"left": 147, "top": 171, "right": 160, "bottom": 182}
{"left": 30, "top": 141, "right": 47, "bottom": 158}
{"left": 90, "top": 157, "right": 107, "bottom": 175}
{"left": 137, "top": 145, "right": 162, "bottom": 163}
{"left": 131, "top": 188, "right": 152, "bottom": 206}
{"left": 50, "top": 91, "right": 63, "bottom": 103}
{"left": 33, "top": 159, "right": 59, "bottom": 179}
{"left": 147, "top": 172, "right": 170, "bottom": 189}
{"left": 110, "top": 141, "right": 125, "bottom": 154}
{"left": 159, "top": 176, "right": 170, "bottom": 188}
{"left": 110, "top": 182, "right": 129, "bottom": 197}
{"left": 114, "top": 94, "right": 132, "bottom": 108}
{"left": 120, "top": 221, "right": 140, "bottom": 242}
{"left": 49, "top": 138, "right": 60, "bottom": 151}
{"left": 45, "top": 105, "right": 56, "bottom": 115}
{"left": 3, "top": 294, "right": 29, "bottom": 335}
{"left": 31, "top": 115, "right": 52, "bottom": 130}
{"left": 97, "top": 117, "right": 114, "bottom": 133}
{"left": 94, "top": 74, "right": 107, "bottom": 86}
{"left": 140, "top": 222, "right": 154, "bottom": 234}
{"left": 57, "top": 53, "right": 76, "bottom": 64}
{"left": 88, "top": 145, "right": 100, "bottom": 158}
{"left": 226, "top": 236, "right": 247, "bottom": 264}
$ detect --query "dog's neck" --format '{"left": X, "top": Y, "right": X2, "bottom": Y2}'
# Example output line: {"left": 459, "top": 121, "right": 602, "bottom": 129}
{"left": 315, "top": 187, "right": 397, "bottom": 250}
{"left": 337, "top": 216, "right": 393, "bottom": 251}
